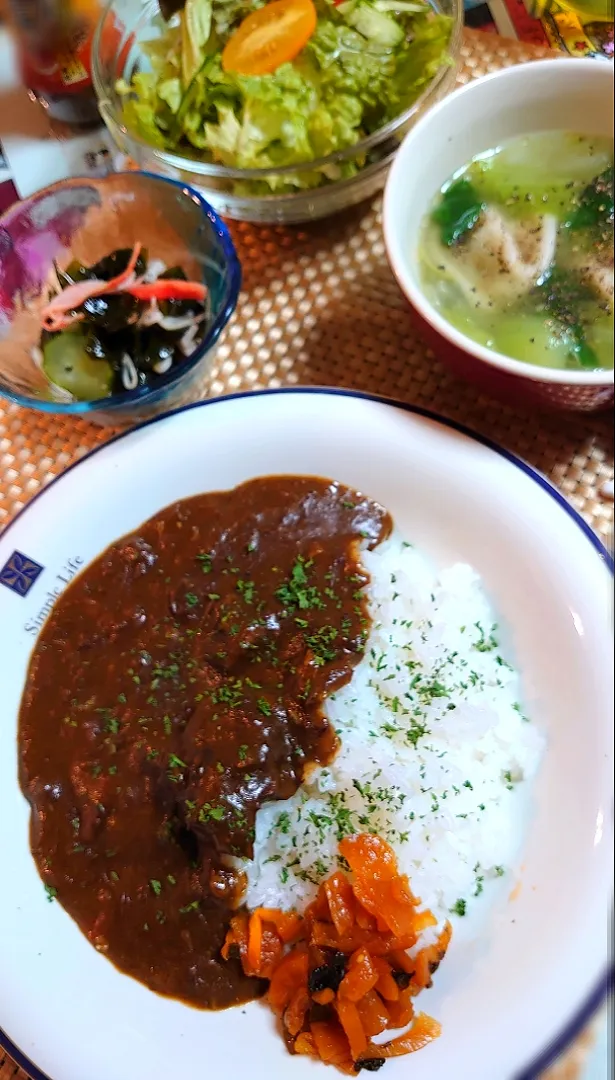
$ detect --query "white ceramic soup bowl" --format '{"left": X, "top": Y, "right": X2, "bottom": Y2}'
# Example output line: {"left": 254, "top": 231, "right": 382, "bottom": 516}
{"left": 383, "top": 58, "right": 614, "bottom": 412}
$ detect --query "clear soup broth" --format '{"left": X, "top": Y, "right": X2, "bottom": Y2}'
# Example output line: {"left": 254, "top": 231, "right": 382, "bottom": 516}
{"left": 419, "top": 132, "right": 614, "bottom": 372}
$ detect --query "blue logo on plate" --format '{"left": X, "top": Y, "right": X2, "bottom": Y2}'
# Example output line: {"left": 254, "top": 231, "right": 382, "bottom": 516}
{"left": 0, "top": 551, "right": 44, "bottom": 597}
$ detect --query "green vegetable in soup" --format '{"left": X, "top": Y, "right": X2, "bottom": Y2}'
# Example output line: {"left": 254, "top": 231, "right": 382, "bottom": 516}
{"left": 567, "top": 164, "right": 614, "bottom": 242}
{"left": 536, "top": 268, "right": 600, "bottom": 370}
{"left": 486, "top": 315, "right": 579, "bottom": 370}
{"left": 467, "top": 134, "right": 613, "bottom": 221}
{"left": 418, "top": 131, "right": 614, "bottom": 374}
{"left": 431, "top": 178, "right": 484, "bottom": 246}
{"left": 586, "top": 315, "right": 615, "bottom": 362}
{"left": 43, "top": 329, "right": 115, "bottom": 399}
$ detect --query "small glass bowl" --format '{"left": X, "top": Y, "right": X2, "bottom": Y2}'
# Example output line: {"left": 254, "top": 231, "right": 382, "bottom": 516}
{"left": 92, "top": 0, "right": 462, "bottom": 225}
{"left": 0, "top": 172, "right": 241, "bottom": 427}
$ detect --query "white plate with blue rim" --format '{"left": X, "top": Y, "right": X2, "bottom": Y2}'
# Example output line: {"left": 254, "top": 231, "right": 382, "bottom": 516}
{"left": 0, "top": 388, "right": 612, "bottom": 1080}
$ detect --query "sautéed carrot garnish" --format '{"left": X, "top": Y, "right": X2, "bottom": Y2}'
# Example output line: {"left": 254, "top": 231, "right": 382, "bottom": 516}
{"left": 222, "top": 833, "right": 451, "bottom": 1073}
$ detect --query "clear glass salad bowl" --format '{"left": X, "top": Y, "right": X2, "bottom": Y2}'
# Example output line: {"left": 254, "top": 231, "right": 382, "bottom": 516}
{"left": 92, "top": 0, "right": 463, "bottom": 225}
{"left": 0, "top": 172, "right": 241, "bottom": 427}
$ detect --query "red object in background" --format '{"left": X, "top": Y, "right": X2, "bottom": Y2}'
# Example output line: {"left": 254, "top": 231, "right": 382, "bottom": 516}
{"left": 6, "top": 0, "right": 119, "bottom": 125}
{"left": 505, "top": 0, "right": 551, "bottom": 46}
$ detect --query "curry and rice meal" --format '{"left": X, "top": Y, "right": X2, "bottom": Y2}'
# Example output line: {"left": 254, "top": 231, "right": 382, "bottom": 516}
{"left": 18, "top": 475, "right": 543, "bottom": 1073}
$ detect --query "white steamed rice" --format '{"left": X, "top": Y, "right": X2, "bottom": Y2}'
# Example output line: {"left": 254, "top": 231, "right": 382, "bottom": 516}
{"left": 245, "top": 534, "right": 544, "bottom": 926}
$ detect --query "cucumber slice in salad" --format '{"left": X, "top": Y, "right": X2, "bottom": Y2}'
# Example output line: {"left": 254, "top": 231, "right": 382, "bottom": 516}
{"left": 344, "top": 2, "right": 404, "bottom": 47}
{"left": 42, "top": 329, "right": 115, "bottom": 401}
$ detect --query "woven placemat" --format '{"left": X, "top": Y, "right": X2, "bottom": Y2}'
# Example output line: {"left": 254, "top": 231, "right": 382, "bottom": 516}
{"left": 0, "top": 27, "right": 612, "bottom": 1080}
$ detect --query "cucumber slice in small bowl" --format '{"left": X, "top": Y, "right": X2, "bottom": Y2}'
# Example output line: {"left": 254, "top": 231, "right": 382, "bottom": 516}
{"left": 42, "top": 330, "right": 115, "bottom": 402}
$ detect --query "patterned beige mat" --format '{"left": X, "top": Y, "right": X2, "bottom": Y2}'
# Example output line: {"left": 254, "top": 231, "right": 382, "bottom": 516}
{"left": 0, "top": 26, "right": 611, "bottom": 1080}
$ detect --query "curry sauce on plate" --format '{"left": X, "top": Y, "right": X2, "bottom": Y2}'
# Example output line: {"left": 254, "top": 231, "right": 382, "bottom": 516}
{"left": 18, "top": 476, "right": 390, "bottom": 1009}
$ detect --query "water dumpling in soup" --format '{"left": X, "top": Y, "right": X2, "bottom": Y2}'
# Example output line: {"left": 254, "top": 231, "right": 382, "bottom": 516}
{"left": 437, "top": 206, "right": 558, "bottom": 307}
{"left": 419, "top": 132, "right": 614, "bottom": 372}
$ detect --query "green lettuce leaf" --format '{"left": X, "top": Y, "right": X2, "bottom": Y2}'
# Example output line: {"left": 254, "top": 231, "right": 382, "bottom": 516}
{"left": 203, "top": 64, "right": 314, "bottom": 168}
{"left": 181, "top": 0, "right": 213, "bottom": 84}
{"left": 120, "top": 73, "right": 170, "bottom": 147}
{"left": 308, "top": 94, "right": 363, "bottom": 158}
{"left": 305, "top": 20, "right": 398, "bottom": 113}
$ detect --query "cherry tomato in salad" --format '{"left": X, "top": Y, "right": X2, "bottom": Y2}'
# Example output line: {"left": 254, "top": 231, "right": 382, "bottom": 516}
{"left": 222, "top": 0, "right": 317, "bottom": 76}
